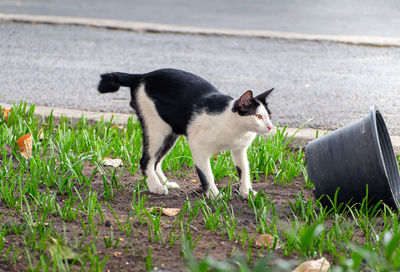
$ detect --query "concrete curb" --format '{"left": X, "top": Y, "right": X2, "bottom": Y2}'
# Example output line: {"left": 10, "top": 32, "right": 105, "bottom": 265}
{"left": 2, "top": 103, "right": 400, "bottom": 155}
{"left": 1, "top": 103, "right": 133, "bottom": 126}
{"left": 1, "top": 13, "right": 400, "bottom": 47}
{"left": 283, "top": 127, "right": 400, "bottom": 156}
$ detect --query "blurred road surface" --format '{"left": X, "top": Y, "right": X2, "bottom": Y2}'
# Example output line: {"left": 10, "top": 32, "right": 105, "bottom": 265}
{"left": 0, "top": 0, "right": 399, "bottom": 37}
{"left": 1, "top": 22, "right": 399, "bottom": 133}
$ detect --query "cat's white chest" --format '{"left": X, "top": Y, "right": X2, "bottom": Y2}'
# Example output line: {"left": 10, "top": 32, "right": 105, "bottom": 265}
{"left": 187, "top": 110, "right": 256, "bottom": 153}
{"left": 213, "top": 131, "right": 256, "bottom": 152}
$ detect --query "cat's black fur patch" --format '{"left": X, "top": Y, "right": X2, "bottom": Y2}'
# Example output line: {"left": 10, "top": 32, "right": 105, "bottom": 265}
{"left": 236, "top": 166, "right": 242, "bottom": 179}
{"left": 101, "top": 69, "right": 233, "bottom": 135}
{"left": 232, "top": 98, "right": 260, "bottom": 116}
{"left": 231, "top": 89, "right": 273, "bottom": 116}
{"left": 141, "top": 69, "right": 233, "bottom": 135}
{"left": 98, "top": 73, "right": 120, "bottom": 93}
{"left": 195, "top": 166, "right": 209, "bottom": 192}
{"left": 236, "top": 100, "right": 260, "bottom": 116}
{"left": 155, "top": 133, "right": 178, "bottom": 169}
{"left": 98, "top": 72, "right": 142, "bottom": 93}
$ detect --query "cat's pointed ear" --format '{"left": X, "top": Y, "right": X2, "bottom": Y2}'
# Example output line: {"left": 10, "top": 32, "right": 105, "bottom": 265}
{"left": 233, "top": 90, "right": 255, "bottom": 113}
{"left": 237, "top": 90, "right": 254, "bottom": 108}
{"left": 255, "top": 88, "right": 274, "bottom": 102}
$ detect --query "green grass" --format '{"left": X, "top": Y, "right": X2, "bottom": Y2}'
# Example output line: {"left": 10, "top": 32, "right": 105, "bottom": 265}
{"left": 1, "top": 102, "right": 400, "bottom": 271}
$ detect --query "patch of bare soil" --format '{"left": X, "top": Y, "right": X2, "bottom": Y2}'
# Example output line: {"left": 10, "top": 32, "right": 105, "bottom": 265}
{"left": 0, "top": 164, "right": 313, "bottom": 272}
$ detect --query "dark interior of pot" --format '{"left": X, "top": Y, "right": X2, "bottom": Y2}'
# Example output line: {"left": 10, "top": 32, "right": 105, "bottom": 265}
{"left": 376, "top": 110, "right": 400, "bottom": 208}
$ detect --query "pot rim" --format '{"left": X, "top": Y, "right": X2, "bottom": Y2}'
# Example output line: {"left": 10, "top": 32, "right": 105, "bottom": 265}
{"left": 370, "top": 104, "right": 399, "bottom": 208}
{"left": 370, "top": 105, "right": 388, "bottom": 178}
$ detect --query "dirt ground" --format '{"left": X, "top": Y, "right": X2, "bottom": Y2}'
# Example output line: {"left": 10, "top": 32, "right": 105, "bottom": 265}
{"left": 0, "top": 162, "right": 313, "bottom": 271}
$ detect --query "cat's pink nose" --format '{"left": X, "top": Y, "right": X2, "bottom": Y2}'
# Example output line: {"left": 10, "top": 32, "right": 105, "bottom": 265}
{"left": 267, "top": 124, "right": 273, "bottom": 131}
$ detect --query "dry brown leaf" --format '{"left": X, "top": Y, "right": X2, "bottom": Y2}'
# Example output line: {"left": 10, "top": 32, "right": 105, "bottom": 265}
{"left": 255, "top": 234, "right": 279, "bottom": 249}
{"left": 147, "top": 207, "right": 180, "bottom": 216}
{"left": 16, "top": 134, "right": 33, "bottom": 159}
{"left": 162, "top": 208, "right": 181, "bottom": 217}
{"left": 1, "top": 108, "right": 11, "bottom": 122}
{"left": 147, "top": 207, "right": 157, "bottom": 213}
{"left": 113, "top": 251, "right": 123, "bottom": 257}
{"left": 293, "top": 257, "right": 331, "bottom": 272}
{"left": 102, "top": 157, "right": 123, "bottom": 167}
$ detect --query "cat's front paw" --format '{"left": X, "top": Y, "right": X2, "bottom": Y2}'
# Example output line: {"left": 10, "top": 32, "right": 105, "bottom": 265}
{"left": 206, "top": 188, "right": 223, "bottom": 200}
{"left": 239, "top": 187, "right": 257, "bottom": 199}
{"left": 165, "top": 181, "right": 180, "bottom": 189}
{"left": 148, "top": 184, "right": 169, "bottom": 195}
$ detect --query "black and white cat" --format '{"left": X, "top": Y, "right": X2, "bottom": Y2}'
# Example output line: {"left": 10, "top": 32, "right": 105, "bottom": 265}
{"left": 98, "top": 68, "right": 274, "bottom": 199}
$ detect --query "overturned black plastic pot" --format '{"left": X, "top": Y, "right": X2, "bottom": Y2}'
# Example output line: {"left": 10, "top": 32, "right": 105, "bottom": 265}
{"left": 305, "top": 105, "right": 400, "bottom": 209}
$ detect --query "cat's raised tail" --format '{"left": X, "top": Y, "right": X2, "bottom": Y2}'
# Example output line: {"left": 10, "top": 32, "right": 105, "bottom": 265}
{"left": 98, "top": 72, "right": 141, "bottom": 93}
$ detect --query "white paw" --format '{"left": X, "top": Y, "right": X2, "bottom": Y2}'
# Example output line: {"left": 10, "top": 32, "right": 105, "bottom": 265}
{"left": 239, "top": 187, "right": 257, "bottom": 199}
{"left": 206, "top": 189, "right": 222, "bottom": 200}
{"left": 148, "top": 184, "right": 168, "bottom": 195}
{"left": 165, "top": 181, "right": 180, "bottom": 189}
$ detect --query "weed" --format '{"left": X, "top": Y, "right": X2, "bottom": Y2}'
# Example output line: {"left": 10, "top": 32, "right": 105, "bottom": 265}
{"left": 2, "top": 102, "right": 400, "bottom": 271}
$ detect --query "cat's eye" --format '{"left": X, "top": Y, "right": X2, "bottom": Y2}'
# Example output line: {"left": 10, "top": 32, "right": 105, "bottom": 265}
{"left": 255, "top": 114, "right": 263, "bottom": 120}
{"left": 269, "top": 114, "right": 272, "bottom": 120}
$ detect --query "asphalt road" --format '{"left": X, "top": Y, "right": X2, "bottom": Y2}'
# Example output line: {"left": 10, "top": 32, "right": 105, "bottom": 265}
{"left": 1, "top": 0, "right": 400, "bottom": 37}
{"left": 1, "top": 22, "right": 400, "bottom": 133}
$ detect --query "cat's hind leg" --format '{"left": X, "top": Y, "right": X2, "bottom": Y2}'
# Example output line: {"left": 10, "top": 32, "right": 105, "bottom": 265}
{"left": 136, "top": 86, "right": 173, "bottom": 195}
{"left": 154, "top": 133, "right": 180, "bottom": 188}
{"left": 140, "top": 130, "right": 169, "bottom": 195}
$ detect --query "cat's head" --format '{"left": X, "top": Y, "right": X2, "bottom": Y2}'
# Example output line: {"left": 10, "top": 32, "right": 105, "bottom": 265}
{"left": 232, "top": 88, "right": 274, "bottom": 134}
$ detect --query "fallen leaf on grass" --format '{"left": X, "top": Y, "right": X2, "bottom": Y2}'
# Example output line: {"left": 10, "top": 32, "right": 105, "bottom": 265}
{"left": 1, "top": 108, "right": 11, "bottom": 122}
{"left": 114, "top": 251, "right": 123, "bottom": 257}
{"left": 147, "top": 207, "right": 158, "bottom": 213}
{"left": 162, "top": 208, "right": 181, "bottom": 216}
{"left": 255, "top": 234, "right": 279, "bottom": 249}
{"left": 102, "top": 157, "right": 123, "bottom": 167}
{"left": 293, "top": 257, "right": 331, "bottom": 272}
{"left": 147, "top": 207, "right": 181, "bottom": 216}
{"left": 16, "top": 133, "right": 33, "bottom": 159}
